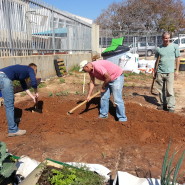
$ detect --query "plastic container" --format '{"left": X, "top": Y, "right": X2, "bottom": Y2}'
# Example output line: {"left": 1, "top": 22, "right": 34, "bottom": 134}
{"left": 102, "top": 45, "right": 130, "bottom": 65}
{"left": 179, "top": 58, "right": 185, "bottom": 71}
{"left": 119, "top": 53, "right": 139, "bottom": 71}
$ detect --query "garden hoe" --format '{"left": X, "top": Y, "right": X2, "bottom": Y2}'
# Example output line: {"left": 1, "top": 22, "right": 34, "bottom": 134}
{"left": 67, "top": 91, "right": 100, "bottom": 115}
{"left": 151, "top": 56, "right": 160, "bottom": 96}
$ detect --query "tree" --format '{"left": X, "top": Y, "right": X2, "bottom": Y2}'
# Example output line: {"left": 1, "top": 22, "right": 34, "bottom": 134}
{"left": 94, "top": 0, "right": 185, "bottom": 34}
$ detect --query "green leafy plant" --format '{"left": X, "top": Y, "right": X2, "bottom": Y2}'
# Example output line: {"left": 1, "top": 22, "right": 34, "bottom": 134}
{"left": 29, "top": 87, "right": 34, "bottom": 92}
{"left": 161, "top": 142, "right": 185, "bottom": 185}
{"left": 38, "top": 82, "right": 46, "bottom": 88}
{"left": 69, "top": 65, "right": 80, "bottom": 72}
{"left": 13, "top": 80, "right": 20, "bottom": 87}
{"left": 20, "top": 92, "right": 26, "bottom": 97}
{"left": 55, "top": 91, "right": 69, "bottom": 96}
{"left": 59, "top": 78, "right": 65, "bottom": 84}
{"left": 37, "top": 164, "right": 105, "bottom": 185}
{"left": 48, "top": 92, "right": 53, "bottom": 97}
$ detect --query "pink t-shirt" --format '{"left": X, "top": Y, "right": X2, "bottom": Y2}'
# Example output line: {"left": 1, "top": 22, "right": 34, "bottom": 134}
{"left": 89, "top": 60, "right": 123, "bottom": 81}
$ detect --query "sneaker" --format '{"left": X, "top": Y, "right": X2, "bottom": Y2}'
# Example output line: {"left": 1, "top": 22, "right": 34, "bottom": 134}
{"left": 168, "top": 109, "right": 175, "bottom": 113}
{"left": 8, "top": 130, "right": 26, "bottom": 137}
{"left": 98, "top": 115, "right": 108, "bottom": 119}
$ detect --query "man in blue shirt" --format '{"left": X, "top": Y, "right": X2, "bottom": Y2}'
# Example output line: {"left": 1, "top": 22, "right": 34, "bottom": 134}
{"left": 0, "top": 63, "right": 38, "bottom": 137}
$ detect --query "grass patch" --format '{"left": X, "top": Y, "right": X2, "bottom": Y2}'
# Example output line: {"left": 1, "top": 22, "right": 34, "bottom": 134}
{"left": 38, "top": 82, "right": 46, "bottom": 88}
{"left": 69, "top": 65, "right": 80, "bottom": 72}
{"left": 48, "top": 92, "right": 53, "bottom": 97}
{"left": 20, "top": 92, "right": 27, "bottom": 97}
{"left": 59, "top": 78, "right": 65, "bottom": 84}
{"left": 55, "top": 91, "right": 69, "bottom": 96}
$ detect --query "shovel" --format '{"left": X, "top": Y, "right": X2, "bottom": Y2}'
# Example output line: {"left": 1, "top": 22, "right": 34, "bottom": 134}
{"left": 150, "top": 56, "right": 160, "bottom": 95}
{"left": 67, "top": 91, "right": 100, "bottom": 115}
{"left": 25, "top": 97, "right": 42, "bottom": 113}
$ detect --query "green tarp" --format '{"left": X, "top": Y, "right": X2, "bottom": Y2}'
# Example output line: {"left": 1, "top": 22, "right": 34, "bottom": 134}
{"left": 102, "top": 37, "right": 124, "bottom": 53}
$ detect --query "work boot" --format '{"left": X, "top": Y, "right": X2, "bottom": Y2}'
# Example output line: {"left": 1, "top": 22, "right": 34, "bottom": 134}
{"left": 8, "top": 130, "right": 26, "bottom": 137}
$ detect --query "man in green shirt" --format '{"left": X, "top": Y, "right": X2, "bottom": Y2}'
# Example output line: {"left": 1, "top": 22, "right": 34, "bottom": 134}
{"left": 154, "top": 32, "right": 180, "bottom": 112}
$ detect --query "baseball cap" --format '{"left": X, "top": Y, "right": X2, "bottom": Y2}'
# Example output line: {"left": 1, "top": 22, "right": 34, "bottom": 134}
{"left": 79, "top": 60, "right": 88, "bottom": 72}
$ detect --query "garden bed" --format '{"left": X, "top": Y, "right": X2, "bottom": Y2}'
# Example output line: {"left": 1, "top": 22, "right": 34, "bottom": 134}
{"left": 0, "top": 72, "right": 185, "bottom": 183}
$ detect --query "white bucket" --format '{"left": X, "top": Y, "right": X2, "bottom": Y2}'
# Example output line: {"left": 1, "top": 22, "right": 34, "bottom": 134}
{"left": 119, "top": 53, "right": 139, "bottom": 71}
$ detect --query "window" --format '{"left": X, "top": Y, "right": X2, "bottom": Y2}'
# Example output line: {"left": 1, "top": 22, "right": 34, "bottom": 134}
{"left": 140, "top": 43, "right": 146, "bottom": 47}
{"left": 148, "top": 43, "right": 155, "bottom": 46}
{"left": 181, "top": 38, "right": 185, "bottom": 44}
{"left": 174, "top": 39, "right": 179, "bottom": 44}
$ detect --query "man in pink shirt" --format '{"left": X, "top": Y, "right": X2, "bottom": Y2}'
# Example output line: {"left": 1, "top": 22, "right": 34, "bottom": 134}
{"left": 80, "top": 59, "right": 127, "bottom": 122}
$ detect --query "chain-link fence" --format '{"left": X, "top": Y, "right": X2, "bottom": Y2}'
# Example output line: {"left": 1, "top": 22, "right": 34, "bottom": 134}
{"left": 0, "top": 0, "right": 92, "bottom": 57}
{"left": 99, "top": 29, "right": 164, "bottom": 57}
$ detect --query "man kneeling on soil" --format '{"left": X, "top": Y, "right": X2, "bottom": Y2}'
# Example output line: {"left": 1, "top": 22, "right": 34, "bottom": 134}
{"left": 0, "top": 63, "right": 38, "bottom": 137}
{"left": 79, "top": 58, "right": 127, "bottom": 122}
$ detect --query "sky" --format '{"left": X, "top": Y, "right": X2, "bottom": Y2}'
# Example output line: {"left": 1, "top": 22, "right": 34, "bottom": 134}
{"left": 42, "top": 0, "right": 122, "bottom": 20}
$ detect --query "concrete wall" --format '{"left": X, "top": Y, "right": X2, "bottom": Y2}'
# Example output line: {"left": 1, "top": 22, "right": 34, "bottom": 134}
{"left": 91, "top": 24, "right": 100, "bottom": 53}
{"left": 0, "top": 53, "right": 92, "bottom": 80}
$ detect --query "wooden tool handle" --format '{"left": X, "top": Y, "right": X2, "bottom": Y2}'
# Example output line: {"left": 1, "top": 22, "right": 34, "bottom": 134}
{"left": 150, "top": 56, "right": 160, "bottom": 94}
{"left": 68, "top": 91, "right": 100, "bottom": 114}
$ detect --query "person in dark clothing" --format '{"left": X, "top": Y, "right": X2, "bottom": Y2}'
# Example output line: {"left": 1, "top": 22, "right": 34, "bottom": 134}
{"left": 0, "top": 63, "right": 38, "bottom": 137}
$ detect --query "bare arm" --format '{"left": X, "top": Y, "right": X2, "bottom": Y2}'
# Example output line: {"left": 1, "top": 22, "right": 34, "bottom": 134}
{"left": 101, "top": 72, "right": 111, "bottom": 92}
{"left": 86, "top": 75, "right": 95, "bottom": 101}
{"left": 26, "top": 89, "right": 38, "bottom": 103}
{"left": 175, "top": 57, "right": 180, "bottom": 79}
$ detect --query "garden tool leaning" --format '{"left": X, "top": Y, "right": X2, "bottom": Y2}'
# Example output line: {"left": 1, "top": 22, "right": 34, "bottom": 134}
{"left": 67, "top": 91, "right": 100, "bottom": 115}
{"left": 151, "top": 56, "right": 160, "bottom": 95}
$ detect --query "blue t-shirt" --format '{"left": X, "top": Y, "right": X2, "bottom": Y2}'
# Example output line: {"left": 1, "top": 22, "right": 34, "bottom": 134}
{"left": 0, "top": 64, "right": 37, "bottom": 90}
{"left": 155, "top": 43, "right": 180, "bottom": 73}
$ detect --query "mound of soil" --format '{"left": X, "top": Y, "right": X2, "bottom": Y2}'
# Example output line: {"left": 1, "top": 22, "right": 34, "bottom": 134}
{"left": 0, "top": 72, "right": 185, "bottom": 182}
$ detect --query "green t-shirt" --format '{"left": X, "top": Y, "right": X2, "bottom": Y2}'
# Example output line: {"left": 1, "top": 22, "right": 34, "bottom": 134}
{"left": 155, "top": 43, "right": 180, "bottom": 73}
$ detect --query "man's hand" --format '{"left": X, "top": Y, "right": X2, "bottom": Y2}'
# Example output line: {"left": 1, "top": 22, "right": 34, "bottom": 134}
{"left": 152, "top": 69, "right": 157, "bottom": 79}
{"left": 86, "top": 95, "right": 91, "bottom": 102}
{"left": 101, "top": 87, "right": 106, "bottom": 93}
{"left": 175, "top": 71, "right": 179, "bottom": 80}
{"left": 35, "top": 92, "right": 39, "bottom": 98}
{"left": 26, "top": 89, "right": 39, "bottom": 103}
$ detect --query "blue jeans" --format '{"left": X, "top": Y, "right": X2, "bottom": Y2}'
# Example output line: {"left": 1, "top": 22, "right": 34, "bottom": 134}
{"left": 0, "top": 73, "right": 18, "bottom": 133}
{"left": 100, "top": 74, "right": 127, "bottom": 122}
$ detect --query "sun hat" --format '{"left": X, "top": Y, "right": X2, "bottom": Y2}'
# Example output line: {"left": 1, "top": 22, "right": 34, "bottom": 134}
{"left": 79, "top": 60, "right": 88, "bottom": 72}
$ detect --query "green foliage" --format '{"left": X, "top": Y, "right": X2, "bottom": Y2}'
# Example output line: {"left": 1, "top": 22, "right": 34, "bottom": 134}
{"left": 124, "top": 72, "right": 138, "bottom": 77}
{"left": 48, "top": 92, "right": 53, "bottom": 97}
{"left": 55, "top": 91, "right": 69, "bottom": 96}
{"left": 20, "top": 92, "right": 26, "bottom": 97}
{"left": 69, "top": 65, "right": 80, "bottom": 72}
{"left": 38, "top": 82, "right": 46, "bottom": 88}
{"left": 59, "top": 78, "right": 65, "bottom": 84}
{"left": 29, "top": 88, "right": 34, "bottom": 92}
{"left": 38, "top": 165, "right": 105, "bottom": 185}
{"left": 161, "top": 142, "right": 185, "bottom": 185}
{"left": 13, "top": 80, "right": 20, "bottom": 87}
